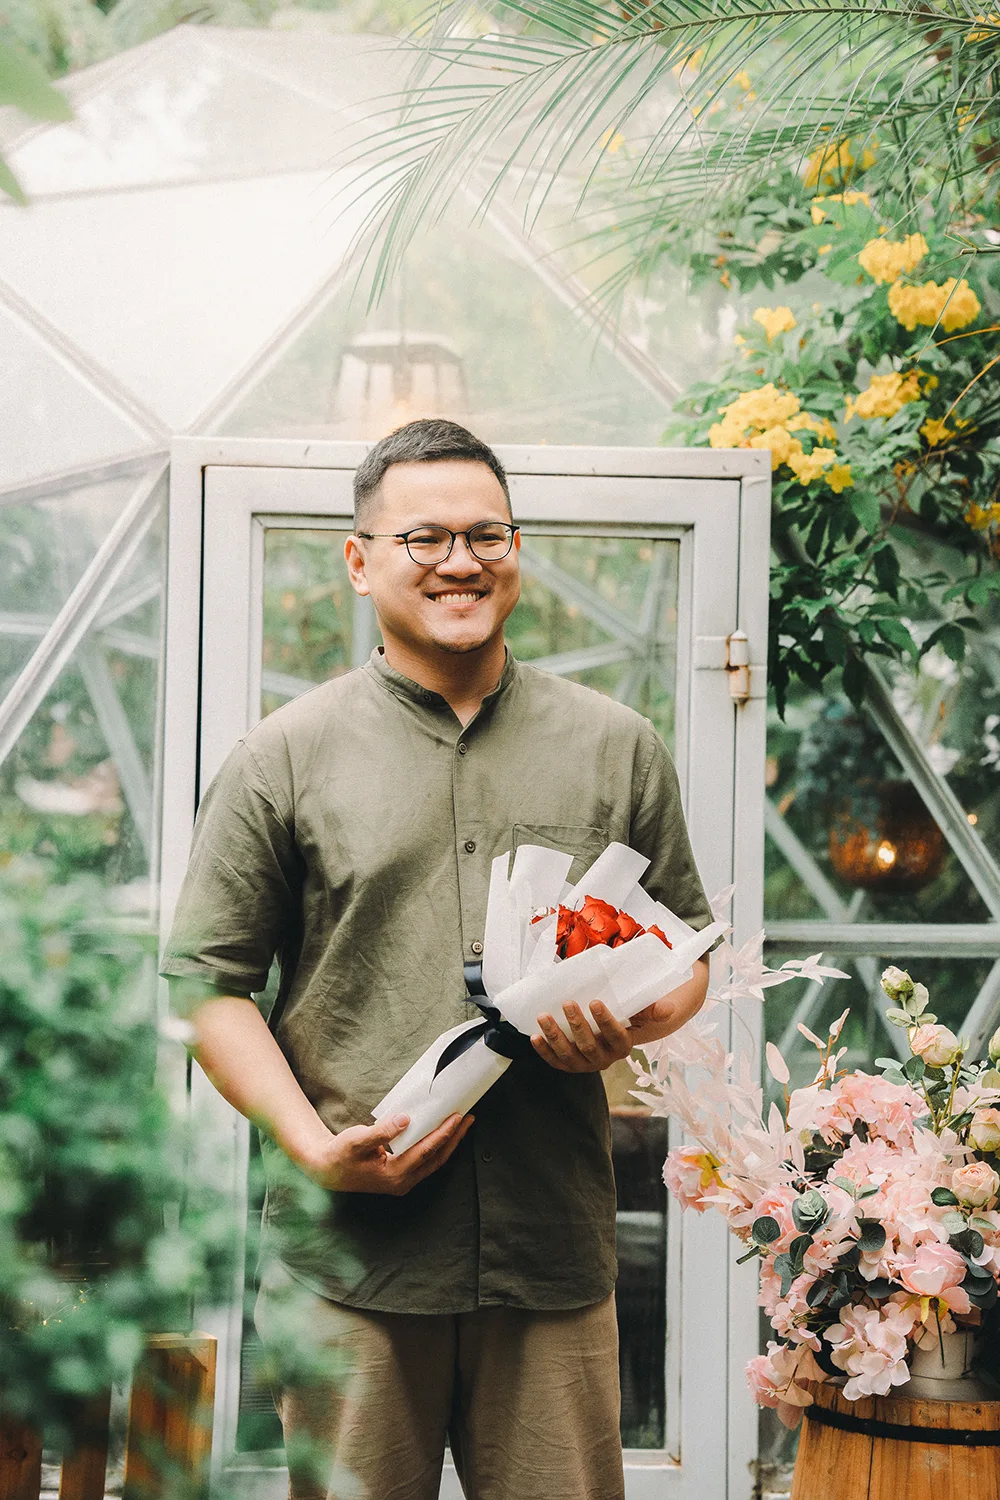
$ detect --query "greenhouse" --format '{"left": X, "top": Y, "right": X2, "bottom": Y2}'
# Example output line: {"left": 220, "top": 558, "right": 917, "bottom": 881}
{"left": 1, "top": 12, "right": 999, "bottom": 1500}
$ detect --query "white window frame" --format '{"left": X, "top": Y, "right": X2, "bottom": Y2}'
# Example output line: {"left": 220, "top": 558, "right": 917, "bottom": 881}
{"left": 161, "top": 437, "right": 771, "bottom": 1500}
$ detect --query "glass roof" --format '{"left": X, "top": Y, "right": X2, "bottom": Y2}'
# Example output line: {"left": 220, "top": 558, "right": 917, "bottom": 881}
{"left": 0, "top": 27, "right": 706, "bottom": 481}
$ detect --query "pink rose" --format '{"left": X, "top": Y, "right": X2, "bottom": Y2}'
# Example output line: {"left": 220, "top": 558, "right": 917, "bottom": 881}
{"left": 897, "top": 1243, "right": 971, "bottom": 1314}
{"left": 952, "top": 1160, "right": 1000, "bottom": 1208}
{"left": 969, "top": 1107, "right": 1000, "bottom": 1153}
{"left": 909, "top": 1024, "right": 960, "bottom": 1067}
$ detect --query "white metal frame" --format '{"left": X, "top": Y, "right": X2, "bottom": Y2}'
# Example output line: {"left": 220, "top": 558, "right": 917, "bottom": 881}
{"left": 161, "top": 436, "right": 771, "bottom": 1500}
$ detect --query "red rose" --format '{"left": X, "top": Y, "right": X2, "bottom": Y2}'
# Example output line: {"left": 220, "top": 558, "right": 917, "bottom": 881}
{"left": 556, "top": 907, "right": 591, "bottom": 958}
{"left": 647, "top": 924, "right": 673, "bottom": 949}
{"left": 577, "top": 895, "right": 622, "bottom": 946}
{"left": 612, "top": 910, "right": 644, "bottom": 946}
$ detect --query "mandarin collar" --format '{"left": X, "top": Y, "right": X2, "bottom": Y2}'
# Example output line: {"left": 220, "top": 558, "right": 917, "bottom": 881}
{"left": 365, "top": 645, "right": 519, "bottom": 711}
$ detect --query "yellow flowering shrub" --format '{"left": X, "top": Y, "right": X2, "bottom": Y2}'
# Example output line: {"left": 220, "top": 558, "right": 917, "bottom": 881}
{"left": 753, "top": 305, "right": 797, "bottom": 342}
{"left": 845, "top": 370, "right": 923, "bottom": 422}
{"left": 857, "top": 233, "right": 929, "bottom": 285}
{"left": 888, "top": 277, "right": 981, "bottom": 333}
{"left": 965, "top": 501, "right": 1000, "bottom": 531}
{"left": 967, "top": 13, "right": 1000, "bottom": 41}
{"left": 709, "top": 383, "right": 850, "bottom": 489}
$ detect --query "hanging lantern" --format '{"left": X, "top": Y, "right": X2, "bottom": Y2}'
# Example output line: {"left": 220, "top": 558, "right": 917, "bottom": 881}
{"left": 333, "top": 331, "right": 469, "bottom": 437}
{"left": 828, "top": 779, "right": 945, "bottom": 891}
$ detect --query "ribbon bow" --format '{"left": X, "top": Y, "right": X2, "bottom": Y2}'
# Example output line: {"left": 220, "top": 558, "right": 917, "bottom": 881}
{"left": 432, "top": 961, "right": 536, "bottom": 1079}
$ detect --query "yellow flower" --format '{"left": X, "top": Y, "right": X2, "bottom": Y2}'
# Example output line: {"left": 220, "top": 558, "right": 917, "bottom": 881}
{"left": 804, "top": 136, "right": 876, "bottom": 190}
{"left": 789, "top": 412, "right": 839, "bottom": 443}
{"left": 920, "top": 418, "right": 954, "bottom": 447}
{"left": 599, "top": 128, "right": 625, "bottom": 154}
{"left": 753, "top": 305, "right": 797, "bottom": 342}
{"left": 826, "top": 463, "right": 854, "bottom": 494}
{"left": 786, "top": 447, "right": 838, "bottom": 485}
{"left": 888, "top": 277, "right": 981, "bottom": 333}
{"left": 965, "top": 501, "right": 995, "bottom": 531}
{"left": 749, "top": 426, "right": 804, "bottom": 470}
{"left": 857, "top": 233, "right": 929, "bottom": 285}
{"left": 818, "top": 243, "right": 833, "bottom": 255}
{"left": 811, "top": 189, "right": 871, "bottom": 225}
{"left": 967, "top": 13, "right": 1000, "bottom": 41}
{"left": 845, "top": 370, "right": 923, "bottom": 421}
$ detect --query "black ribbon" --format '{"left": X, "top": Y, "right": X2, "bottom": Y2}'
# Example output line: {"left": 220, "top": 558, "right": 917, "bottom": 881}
{"left": 804, "top": 1402, "right": 1000, "bottom": 1446}
{"left": 432, "top": 961, "right": 535, "bottom": 1078}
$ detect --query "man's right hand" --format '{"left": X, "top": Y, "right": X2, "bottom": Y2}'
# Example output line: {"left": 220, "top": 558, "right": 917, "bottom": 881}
{"left": 305, "top": 1112, "right": 474, "bottom": 1196}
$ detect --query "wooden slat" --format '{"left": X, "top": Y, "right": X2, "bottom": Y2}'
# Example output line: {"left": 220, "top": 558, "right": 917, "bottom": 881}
{"left": 794, "top": 1382, "right": 1000, "bottom": 1500}
{"left": 122, "top": 1333, "right": 216, "bottom": 1500}
{"left": 59, "top": 1391, "right": 112, "bottom": 1500}
{"left": 0, "top": 1418, "right": 42, "bottom": 1500}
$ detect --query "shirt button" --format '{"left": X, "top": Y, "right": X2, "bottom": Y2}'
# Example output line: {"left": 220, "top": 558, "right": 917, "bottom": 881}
{"left": 464, "top": 840, "right": 477, "bottom": 853}
{"left": 457, "top": 742, "right": 468, "bottom": 755}
{"left": 471, "top": 940, "right": 484, "bottom": 955}
{"left": 482, "top": 1150, "right": 494, "bottom": 1163}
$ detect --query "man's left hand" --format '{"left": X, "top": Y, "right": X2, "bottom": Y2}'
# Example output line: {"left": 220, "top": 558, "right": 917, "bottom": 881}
{"left": 531, "top": 958, "right": 710, "bottom": 1073}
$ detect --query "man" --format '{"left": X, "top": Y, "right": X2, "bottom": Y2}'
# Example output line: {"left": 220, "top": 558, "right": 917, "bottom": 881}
{"left": 162, "top": 418, "right": 712, "bottom": 1500}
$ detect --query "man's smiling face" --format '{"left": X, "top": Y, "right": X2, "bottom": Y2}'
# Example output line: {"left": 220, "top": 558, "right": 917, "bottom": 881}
{"left": 346, "top": 458, "right": 521, "bottom": 659}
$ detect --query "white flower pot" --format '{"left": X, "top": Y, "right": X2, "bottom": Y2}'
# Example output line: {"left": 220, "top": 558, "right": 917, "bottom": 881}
{"left": 907, "top": 1326, "right": 992, "bottom": 1400}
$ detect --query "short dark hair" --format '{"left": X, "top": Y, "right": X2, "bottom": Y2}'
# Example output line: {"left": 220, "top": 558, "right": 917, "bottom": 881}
{"left": 353, "top": 418, "right": 510, "bottom": 529}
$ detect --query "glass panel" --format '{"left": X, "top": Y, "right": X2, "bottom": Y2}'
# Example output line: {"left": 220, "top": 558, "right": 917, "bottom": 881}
{"left": 0, "top": 304, "right": 154, "bottom": 488}
{"left": 0, "top": 475, "right": 153, "bottom": 698}
{"left": 0, "top": 502, "right": 164, "bottom": 893}
{"left": 216, "top": 221, "right": 670, "bottom": 447}
{"left": 765, "top": 682, "right": 990, "bottom": 928}
{"left": 253, "top": 524, "right": 679, "bottom": 1449}
{"left": 10, "top": 35, "right": 345, "bottom": 197}
{"left": 0, "top": 172, "right": 360, "bottom": 432}
{"left": 763, "top": 950, "right": 997, "bottom": 1089}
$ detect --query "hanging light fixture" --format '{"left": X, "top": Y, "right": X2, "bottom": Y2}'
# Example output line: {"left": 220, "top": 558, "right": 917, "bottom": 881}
{"left": 333, "top": 331, "right": 469, "bottom": 437}
{"left": 827, "top": 780, "right": 945, "bottom": 891}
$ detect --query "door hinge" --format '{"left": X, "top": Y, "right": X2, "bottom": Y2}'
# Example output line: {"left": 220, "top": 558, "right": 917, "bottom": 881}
{"left": 726, "top": 630, "right": 751, "bottom": 705}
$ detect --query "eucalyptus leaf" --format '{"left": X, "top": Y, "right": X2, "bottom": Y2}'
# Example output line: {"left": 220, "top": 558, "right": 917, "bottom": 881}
{"left": 931, "top": 1187, "right": 960, "bottom": 1207}
{"left": 857, "top": 1220, "right": 886, "bottom": 1253}
{"left": 751, "top": 1215, "right": 781, "bottom": 1246}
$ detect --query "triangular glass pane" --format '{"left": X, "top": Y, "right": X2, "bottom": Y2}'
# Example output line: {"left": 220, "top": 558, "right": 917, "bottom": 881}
{"left": 0, "top": 302, "right": 154, "bottom": 488}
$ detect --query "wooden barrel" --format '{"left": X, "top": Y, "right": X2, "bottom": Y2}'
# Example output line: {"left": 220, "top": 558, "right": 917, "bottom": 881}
{"left": 790, "top": 1380, "right": 1000, "bottom": 1500}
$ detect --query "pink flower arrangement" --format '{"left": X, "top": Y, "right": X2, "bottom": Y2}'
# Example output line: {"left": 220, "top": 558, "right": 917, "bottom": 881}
{"left": 635, "top": 957, "right": 1000, "bottom": 1425}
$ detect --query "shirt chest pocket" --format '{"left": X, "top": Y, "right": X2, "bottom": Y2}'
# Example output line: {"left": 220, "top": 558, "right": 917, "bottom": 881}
{"left": 511, "top": 823, "right": 610, "bottom": 887}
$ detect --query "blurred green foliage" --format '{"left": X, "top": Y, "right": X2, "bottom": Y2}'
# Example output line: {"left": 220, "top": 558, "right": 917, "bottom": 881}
{"left": 0, "top": 858, "right": 234, "bottom": 1440}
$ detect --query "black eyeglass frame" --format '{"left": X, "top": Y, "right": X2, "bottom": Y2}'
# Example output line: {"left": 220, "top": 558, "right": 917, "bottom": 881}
{"left": 354, "top": 521, "right": 520, "bottom": 565}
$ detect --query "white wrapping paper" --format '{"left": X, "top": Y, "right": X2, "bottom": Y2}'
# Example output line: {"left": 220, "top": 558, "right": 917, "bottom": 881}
{"left": 373, "top": 841, "right": 724, "bottom": 1153}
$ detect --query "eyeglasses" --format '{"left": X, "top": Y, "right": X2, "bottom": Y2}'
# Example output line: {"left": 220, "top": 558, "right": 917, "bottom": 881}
{"left": 355, "top": 521, "right": 519, "bottom": 566}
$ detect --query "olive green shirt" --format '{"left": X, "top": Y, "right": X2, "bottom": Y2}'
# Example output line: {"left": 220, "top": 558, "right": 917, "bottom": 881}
{"left": 161, "top": 648, "right": 712, "bottom": 1313}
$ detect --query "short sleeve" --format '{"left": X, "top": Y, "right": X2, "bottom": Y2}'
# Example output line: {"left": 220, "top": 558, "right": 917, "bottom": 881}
{"left": 629, "top": 722, "right": 714, "bottom": 933}
{"left": 160, "top": 740, "right": 301, "bottom": 1006}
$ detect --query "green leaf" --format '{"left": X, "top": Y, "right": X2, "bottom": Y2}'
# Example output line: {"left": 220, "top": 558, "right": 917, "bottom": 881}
{"left": 942, "top": 1210, "right": 968, "bottom": 1234}
{"left": 877, "top": 618, "right": 918, "bottom": 659}
{"left": 848, "top": 490, "right": 882, "bottom": 535}
{"left": 921, "top": 622, "right": 966, "bottom": 663}
{"left": 857, "top": 1184, "right": 880, "bottom": 1201}
{"left": 931, "top": 1187, "right": 960, "bottom": 1207}
{"left": 904, "top": 1054, "right": 926, "bottom": 1082}
{"left": 792, "top": 1189, "right": 829, "bottom": 1231}
{"left": 885, "top": 1008, "right": 913, "bottom": 1027}
{"left": 0, "top": 39, "right": 71, "bottom": 122}
{"left": 751, "top": 1215, "right": 781, "bottom": 1246}
{"left": 858, "top": 1220, "right": 886, "bottom": 1253}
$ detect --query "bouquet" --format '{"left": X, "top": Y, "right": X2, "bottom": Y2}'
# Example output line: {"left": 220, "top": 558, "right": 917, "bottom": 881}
{"left": 639, "top": 964, "right": 1000, "bottom": 1426}
{"left": 372, "top": 841, "right": 726, "bottom": 1153}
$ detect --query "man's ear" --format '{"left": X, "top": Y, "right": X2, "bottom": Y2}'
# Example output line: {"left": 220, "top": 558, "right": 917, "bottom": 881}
{"left": 344, "top": 534, "right": 370, "bottom": 597}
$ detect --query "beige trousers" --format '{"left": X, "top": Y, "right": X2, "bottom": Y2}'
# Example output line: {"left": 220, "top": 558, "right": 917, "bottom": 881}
{"left": 254, "top": 1261, "right": 625, "bottom": 1500}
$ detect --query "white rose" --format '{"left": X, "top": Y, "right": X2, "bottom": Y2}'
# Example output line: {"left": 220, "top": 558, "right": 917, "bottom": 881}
{"left": 910, "top": 1023, "right": 960, "bottom": 1068}
{"left": 989, "top": 1026, "right": 1000, "bottom": 1064}
{"left": 952, "top": 1160, "right": 1000, "bottom": 1207}
{"left": 881, "top": 966, "right": 914, "bottom": 1002}
{"left": 969, "top": 1107, "right": 1000, "bottom": 1154}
